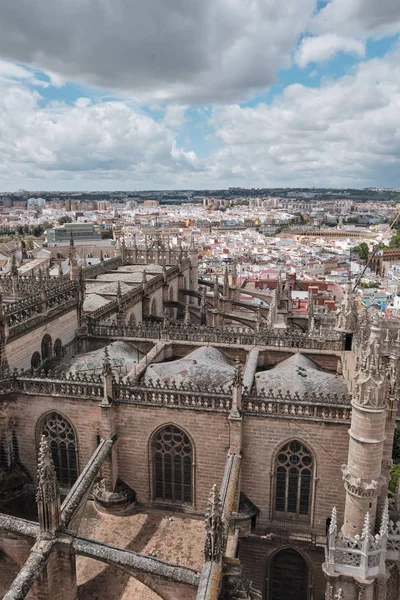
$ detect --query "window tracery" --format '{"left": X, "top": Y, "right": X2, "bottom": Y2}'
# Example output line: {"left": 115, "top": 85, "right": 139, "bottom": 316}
{"left": 39, "top": 412, "right": 78, "bottom": 487}
{"left": 275, "top": 440, "right": 313, "bottom": 519}
{"left": 153, "top": 425, "right": 192, "bottom": 504}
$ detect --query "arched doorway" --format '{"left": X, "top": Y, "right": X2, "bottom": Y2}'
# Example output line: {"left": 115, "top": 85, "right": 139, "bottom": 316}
{"left": 41, "top": 334, "right": 52, "bottom": 361}
{"left": 267, "top": 549, "right": 308, "bottom": 600}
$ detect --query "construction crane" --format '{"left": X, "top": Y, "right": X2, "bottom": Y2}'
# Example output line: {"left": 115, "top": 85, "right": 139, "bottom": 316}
{"left": 353, "top": 210, "right": 400, "bottom": 291}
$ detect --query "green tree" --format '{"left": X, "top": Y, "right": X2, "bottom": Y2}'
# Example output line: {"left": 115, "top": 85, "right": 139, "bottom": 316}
{"left": 351, "top": 242, "right": 369, "bottom": 262}
{"left": 390, "top": 463, "right": 400, "bottom": 494}
{"left": 58, "top": 215, "right": 73, "bottom": 225}
{"left": 393, "top": 427, "right": 400, "bottom": 463}
{"left": 389, "top": 231, "right": 400, "bottom": 248}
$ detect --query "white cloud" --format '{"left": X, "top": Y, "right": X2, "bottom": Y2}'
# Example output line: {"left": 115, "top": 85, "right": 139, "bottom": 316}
{"left": 311, "top": 0, "right": 400, "bottom": 38}
{"left": 0, "top": 77, "right": 200, "bottom": 189}
{"left": 0, "top": 0, "right": 316, "bottom": 103}
{"left": 163, "top": 105, "right": 189, "bottom": 129}
{"left": 208, "top": 47, "right": 400, "bottom": 187}
{"left": 295, "top": 34, "right": 365, "bottom": 68}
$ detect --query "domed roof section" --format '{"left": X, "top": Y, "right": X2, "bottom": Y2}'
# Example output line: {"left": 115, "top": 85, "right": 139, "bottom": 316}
{"left": 255, "top": 354, "right": 348, "bottom": 397}
{"left": 59, "top": 341, "right": 143, "bottom": 376}
{"left": 143, "top": 346, "right": 235, "bottom": 390}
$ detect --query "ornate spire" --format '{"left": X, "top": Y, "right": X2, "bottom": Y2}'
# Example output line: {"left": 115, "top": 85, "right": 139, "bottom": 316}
{"left": 334, "top": 590, "right": 344, "bottom": 600}
{"left": 329, "top": 506, "right": 337, "bottom": 537}
{"left": 361, "top": 511, "right": 371, "bottom": 540}
{"left": 36, "top": 435, "right": 60, "bottom": 534}
{"left": 335, "top": 277, "right": 356, "bottom": 333}
{"left": 68, "top": 233, "right": 78, "bottom": 281}
{"left": 257, "top": 306, "right": 264, "bottom": 333}
{"left": 101, "top": 346, "right": 114, "bottom": 406}
{"left": 204, "top": 484, "right": 226, "bottom": 563}
{"left": 117, "top": 281, "right": 122, "bottom": 301}
{"left": 142, "top": 269, "right": 147, "bottom": 290}
{"left": 200, "top": 286, "right": 207, "bottom": 326}
{"left": 353, "top": 312, "right": 386, "bottom": 409}
{"left": 308, "top": 288, "right": 314, "bottom": 319}
{"left": 223, "top": 263, "right": 229, "bottom": 298}
{"left": 10, "top": 249, "right": 18, "bottom": 277}
{"left": 163, "top": 308, "right": 170, "bottom": 330}
{"left": 100, "top": 249, "right": 104, "bottom": 262}
{"left": 379, "top": 497, "right": 389, "bottom": 538}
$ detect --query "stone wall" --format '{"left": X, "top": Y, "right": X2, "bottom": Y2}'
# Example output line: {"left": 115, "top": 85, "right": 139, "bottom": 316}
{"left": 241, "top": 416, "right": 349, "bottom": 530}
{"left": 5, "top": 309, "right": 79, "bottom": 372}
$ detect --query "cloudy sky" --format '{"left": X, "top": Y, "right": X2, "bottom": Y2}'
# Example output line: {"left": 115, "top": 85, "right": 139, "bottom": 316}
{"left": 0, "top": 0, "right": 400, "bottom": 191}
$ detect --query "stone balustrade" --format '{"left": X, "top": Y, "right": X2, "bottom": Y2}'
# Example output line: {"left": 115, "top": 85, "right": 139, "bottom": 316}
{"left": 0, "top": 369, "right": 352, "bottom": 423}
{"left": 88, "top": 321, "right": 346, "bottom": 351}
{"left": 324, "top": 502, "right": 400, "bottom": 581}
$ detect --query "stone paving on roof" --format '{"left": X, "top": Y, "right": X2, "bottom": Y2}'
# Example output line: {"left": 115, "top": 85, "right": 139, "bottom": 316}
{"left": 143, "top": 346, "right": 235, "bottom": 389}
{"left": 85, "top": 281, "right": 133, "bottom": 297}
{"left": 76, "top": 501, "right": 204, "bottom": 600}
{"left": 83, "top": 293, "right": 111, "bottom": 313}
{"left": 255, "top": 353, "right": 348, "bottom": 396}
{"left": 58, "top": 341, "right": 144, "bottom": 376}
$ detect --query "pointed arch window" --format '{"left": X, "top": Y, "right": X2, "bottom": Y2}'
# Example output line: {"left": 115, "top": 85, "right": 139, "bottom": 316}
{"left": 39, "top": 412, "right": 78, "bottom": 488}
{"left": 275, "top": 441, "right": 313, "bottom": 520}
{"left": 153, "top": 425, "right": 193, "bottom": 504}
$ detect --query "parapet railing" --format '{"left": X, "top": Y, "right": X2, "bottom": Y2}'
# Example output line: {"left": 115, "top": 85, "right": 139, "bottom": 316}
{"left": 0, "top": 370, "right": 352, "bottom": 422}
{"left": 325, "top": 504, "right": 400, "bottom": 581}
{"left": 88, "top": 321, "right": 346, "bottom": 351}
{"left": 244, "top": 390, "right": 352, "bottom": 423}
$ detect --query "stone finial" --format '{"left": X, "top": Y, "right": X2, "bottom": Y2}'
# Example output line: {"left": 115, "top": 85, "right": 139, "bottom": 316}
{"left": 223, "top": 263, "right": 229, "bottom": 298}
{"left": 308, "top": 288, "right": 314, "bottom": 318}
{"left": 204, "top": 484, "right": 226, "bottom": 563}
{"left": 117, "top": 280, "right": 122, "bottom": 301}
{"left": 379, "top": 497, "right": 389, "bottom": 538}
{"left": 36, "top": 435, "right": 60, "bottom": 534}
{"left": 255, "top": 306, "right": 263, "bottom": 333}
{"left": 189, "top": 233, "right": 196, "bottom": 252}
{"left": 100, "top": 249, "right": 104, "bottom": 262}
{"left": 162, "top": 263, "right": 167, "bottom": 281}
{"left": 163, "top": 308, "right": 170, "bottom": 329}
{"left": 335, "top": 277, "right": 356, "bottom": 334}
{"left": 10, "top": 249, "right": 18, "bottom": 277}
{"left": 184, "top": 302, "right": 191, "bottom": 327}
{"left": 361, "top": 511, "right": 371, "bottom": 540}
{"left": 142, "top": 269, "right": 147, "bottom": 288}
{"left": 334, "top": 589, "right": 344, "bottom": 600}
{"left": 233, "top": 356, "right": 243, "bottom": 389}
{"left": 329, "top": 506, "right": 337, "bottom": 536}
{"left": 102, "top": 346, "right": 113, "bottom": 378}
{"left": 58, "top": 260, "right": 63, "bottom": 277}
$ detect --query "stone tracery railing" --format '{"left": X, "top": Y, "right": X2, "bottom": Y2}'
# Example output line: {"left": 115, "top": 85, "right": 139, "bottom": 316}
{"left": 325, "top": 502, "right": 400, "bottom": 580}
{"left": 0, "top": 369, "right": 352, "bottom": 422}
{"left": 88, "top": 321, "right": 345, "bottom": 351}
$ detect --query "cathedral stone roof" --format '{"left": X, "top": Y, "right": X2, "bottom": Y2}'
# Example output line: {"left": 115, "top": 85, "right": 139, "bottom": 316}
{"left": 83, "top": 293, "right": 111, "bottom": 313}
{"left": 85, "top": 281, "right": 133, "bottom": 297}
{"left": 143, "top": 346, "right": 235, "bottom": 389}
{"left": 255, "top": 353, "right": 348, "bottom": 396}
{"left": 59, "top": 341, "right": 143, "bottom": 376}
